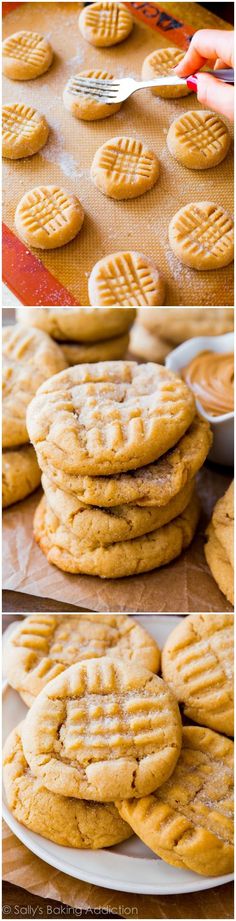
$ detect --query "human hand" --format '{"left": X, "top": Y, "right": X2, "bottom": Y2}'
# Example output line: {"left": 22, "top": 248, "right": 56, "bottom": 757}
{"left": 174, "top": 29, "right": 234, "bottom": 122}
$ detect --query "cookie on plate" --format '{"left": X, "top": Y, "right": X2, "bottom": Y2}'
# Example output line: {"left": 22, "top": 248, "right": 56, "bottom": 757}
{"left": 3, "top": 723, "right": 132, "bottom": 848}
{"left": 2, "top": 324, "right": 67, "bottom": 448}
{"left": 27, "top": 361, "right": 195, "bottom": 476}
{"left": 205, "top": 483, "right": 234, "bottom": 605}
{"left": 118, "top": 726, "right": 234, "bottom": 876}
{"left": 21, "top": 658, "right": 182, "bottom": 801}
{"left": 5, "top": 613, "right": 160, "bottom": 706}
{"left": 33, "top": 491, "right": 200, "bottom": 578}
{"left": 2, "top": 445, "right": 41, "bottom": 508}
{"left": 162, "top": 614, "right": 233, "bottom": 736}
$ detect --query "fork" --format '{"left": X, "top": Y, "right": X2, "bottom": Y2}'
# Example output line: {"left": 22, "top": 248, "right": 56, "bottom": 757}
{"left": 67, "top": 69, "right": 234, "bottom": 104}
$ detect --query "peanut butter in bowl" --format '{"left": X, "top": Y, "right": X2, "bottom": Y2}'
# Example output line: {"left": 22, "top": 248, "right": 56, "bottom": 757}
{"left": 182, "top": 350, "right": 234, "bottom": 418}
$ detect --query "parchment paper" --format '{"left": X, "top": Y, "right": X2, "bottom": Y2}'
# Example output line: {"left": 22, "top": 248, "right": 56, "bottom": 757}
{"left": 3, "top": 1, "right": 233, "bottom": 306}
{"left": 2, "top": 464, "right": 233, "bottom": 612}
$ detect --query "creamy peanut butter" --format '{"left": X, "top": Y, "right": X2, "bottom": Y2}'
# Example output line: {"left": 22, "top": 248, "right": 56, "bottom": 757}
{"left": 182, "top": 350, "right": 234, "bottom": 416}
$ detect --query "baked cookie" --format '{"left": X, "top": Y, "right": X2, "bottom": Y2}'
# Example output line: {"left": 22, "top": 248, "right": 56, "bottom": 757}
{"left": 15, "top": 185, "right": 84, "bottom": 250}
{"left": 139, "top": 307, "right": 234, "bottom": 343}
{"left": 2, "top": 103, "right": 49, "bottom": 159}
{"left": 63, "top": 70, "right": 122, "bottom": 121}
{"left": 60, "top": 333, "right": 129, "bottom": 365}
{"left": 167, "top": 111, "right": 230, "bottom": 170}
{"left": 3, "top": 30, "right": 53, "bottom": 80}
{"left": 21, "top": 657, "right": 182, "bottom": 800}
{"left": 162, "top": 613, "right": 234, "bottom": 736}
{"left": 205, "top": 525, "right": 233, "bottom": 606}
{"left": 209, "top": 482, "right": 234, "bottom": 568}
{"left": 88, "top": 252, "right": 165, "bottom": 307}
{"left": 5, "top": 614, "right": 160, "bottom": 706}
{"left": 79, "top": 2, "right": 133, "bottom": 48}
{"left": 41, "top": 415, "right": 212, "bottom": 507}
{"left": 169, "top": 201, "right": 234, "bottom": 270}
{"left": 91, "top": 138, "right": 159, "bottom": 200}
{"left": 16, "top": 307, "right": 136, "bottom": 342}
{"left": 2, "top": 445, "right": 41, "bottom": 508}
{"left": 27, "top": 361, "right": 195, "bottom": 476}
{"left": 2, "top": 324, "right": 67, "bottom": 449}
{"left": 141, "top": 47, "right": 191, "bottom": 98}
{"left": 3, "top": 723, "right": 132, "bottom": 848}
{"left": 129, "top": 321, "right": 171, "bottom": 363}
{"left": 33, "top": 491, "right": 200, "bottom": 578}
{"left": 205, "top": 483, "right": 234, "bottom": 605}
{"left": 118, "top": 726, "right": 234, "bottom": 876}
{"left": 42, "top": 474, "right": 194, "bottom": 545}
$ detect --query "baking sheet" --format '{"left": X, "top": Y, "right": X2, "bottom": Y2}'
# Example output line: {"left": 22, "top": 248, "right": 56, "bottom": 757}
{"left": 2, "top": 464, "right": 233, "bottom": 612}
{"left": 3, "top": 1, "right": 234, "bottom": 306}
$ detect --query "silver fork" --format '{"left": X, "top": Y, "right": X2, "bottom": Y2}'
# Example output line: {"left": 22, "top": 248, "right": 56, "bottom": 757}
{"left": 67, "top": 69, "right": 234, "bottom": 104}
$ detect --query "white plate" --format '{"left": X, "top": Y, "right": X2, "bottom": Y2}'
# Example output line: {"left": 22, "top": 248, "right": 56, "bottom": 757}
{"left": 2, "top": 615, "right": 234, "bottom": 895}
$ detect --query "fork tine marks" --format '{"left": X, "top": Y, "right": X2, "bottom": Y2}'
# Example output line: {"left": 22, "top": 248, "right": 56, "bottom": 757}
{"left": 68, "top": 76, "right": 120, "bottom": 99}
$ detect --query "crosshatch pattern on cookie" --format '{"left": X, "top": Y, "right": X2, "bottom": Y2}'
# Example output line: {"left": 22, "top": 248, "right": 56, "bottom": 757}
{"left": 119, "top": 727, "right": 234, "bottom": 874}
{"left": 82, "top": 2, "right": 132, "bottom": 42}
{"left": 145, "top": 47, "right": 185, "bottom": 74}
{"left": 3, "top": 104, "right": 41, "bottom": 140}
{"left": 91, "top": 253, "right": 160, "bottom": 306}
{"left": 173, "top": 204, "right": 233, "bottom": 258}
{"left": 67, "top": 69, "right": 116, "bottom": 99}
{"left": 98, "top": 138, "right": 155, "bottom": 179}
{"left": 162, "top": 614, "right": 233, "bottom": 733}
{"left": 27, "top": 362, "right": 196, "bottom": 476}
{"left": 28, "top": 660, "right": 180, "bottom": 763}
{"left": 174, "top": 112, "right": 229, "bottom": 157}
{"left": 18, "top": 188, "right": 73, "bottom": 237}
{"left": 3, "top": 31, "right": 48, "bottom": 65}
{"left": 6, "top": 614, "right": 160, "bottom": 703}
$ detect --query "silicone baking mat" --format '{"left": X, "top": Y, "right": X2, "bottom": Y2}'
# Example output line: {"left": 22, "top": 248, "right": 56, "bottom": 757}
{"left": 2, "top": 1, "right": 234, "bottom": 306}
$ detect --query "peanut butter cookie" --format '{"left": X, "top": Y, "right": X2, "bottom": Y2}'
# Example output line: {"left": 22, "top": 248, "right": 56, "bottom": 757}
{"left": 91, "top": 138, "right": 159, "bottom": 200}
{"left": 162, "top": 613, "right": 233, "bottom": 736}
{"left": 118, "top": 726, "right": 234, "bottom": 876}
{"left": 42, "top": 474, "right": 194, "bottom": 545}
{"left": 15, "top": 186, "right": 84, "bottom": 250}
{"left": 3, "top": 30, "right": 53, "bottom": 80}
{"left": 16, "top": 307, "right": 136, "bottom": 342}
{"left": 40, "top": 416, "right": 212, "bottom": 508}
{"left": 5, "top": 613, "right": 160, "bottom": 706}
{"left": 2, "top": 445, "right": 41, "bottom": 508}
{"left": 205, "top": 483, "right": 234, "bottom": 605}
{"left": 79, "top": 2, "right": 133, "bottom": 48}
{"left": 27, "top": 361, "right": 195, "bottom": 476}
{"left": 139, "top": 308, "right": 234, "bottom": 343}
{"left": 21, "top": 658, "right": 182, "bottom": 800}
{"left": 33, "top": 491, "right": 200, "bottom": 578}
{"left": 167, "top": 111, "right": 230, "bottom": 170}
{"left": 2, "top": 103, "right": 49, "bottom": 159}
{"left": 3, "top": 723, "right": 132, "bottom": 848}
{"left": 2, "top": 324, "right": 67, "bottom": 449}
{"left": 169, "top": 202, "right": 234, "bottom": 270}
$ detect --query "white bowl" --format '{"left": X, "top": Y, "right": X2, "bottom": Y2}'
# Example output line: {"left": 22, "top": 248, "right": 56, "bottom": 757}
{"left": 166, "top": 332, "right": 234, "bottom": 467}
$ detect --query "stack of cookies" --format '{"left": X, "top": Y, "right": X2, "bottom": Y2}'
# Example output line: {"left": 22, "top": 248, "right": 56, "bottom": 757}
{"left": 2, "top": 323, "right": 67, "bottom": 508}
{"left": 3, "top": 613, "right": 234, "bottom": 877}
{"left": 16, "top": 307, "right": 135, "bottom": 365}
{"left": 26, "top": 360, "right": 213, "bottom": 578}
{"left": 130, "top": 307, "right": 234, "bottom": 363}
{"left": 205, "top": 482, "right": 234, "bottom": 605}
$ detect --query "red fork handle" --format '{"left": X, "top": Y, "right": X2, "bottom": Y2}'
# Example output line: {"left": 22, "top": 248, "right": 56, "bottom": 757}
{"left": 186, "top": 75, "right": 198, "bottom": 92}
